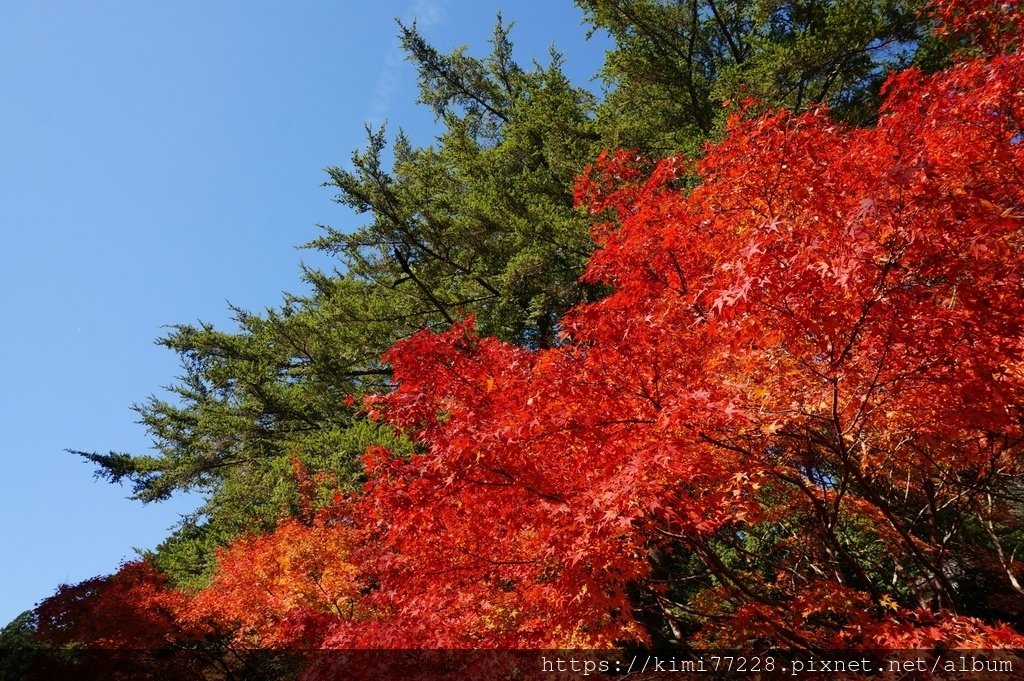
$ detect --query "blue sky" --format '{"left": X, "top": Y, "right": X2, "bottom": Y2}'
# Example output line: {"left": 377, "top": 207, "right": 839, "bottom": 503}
{"left": 0, "top": 0, "right": 608, "bottom": 626}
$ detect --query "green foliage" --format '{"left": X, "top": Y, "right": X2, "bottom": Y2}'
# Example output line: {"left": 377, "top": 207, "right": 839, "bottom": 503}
{"left": 312, "top": 19, "right": 601, "bottom": 347}
{"left": 580, "top": 0, "right": 927, "bottom": 152}
{"left": 0, "top": 611, "right": 41, "bottom": 681}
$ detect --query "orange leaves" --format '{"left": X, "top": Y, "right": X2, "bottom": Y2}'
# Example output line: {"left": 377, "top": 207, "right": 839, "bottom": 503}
{"left": 186, "top": 504, "right": 364, "bottom": 648}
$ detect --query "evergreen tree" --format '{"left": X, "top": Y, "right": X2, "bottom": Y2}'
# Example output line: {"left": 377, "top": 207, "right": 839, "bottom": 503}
{"left": 580, "top": 0, "right": 930, "bottom": 155}
{"left": 79, "top": 19, "right": 600, "bottom": 586}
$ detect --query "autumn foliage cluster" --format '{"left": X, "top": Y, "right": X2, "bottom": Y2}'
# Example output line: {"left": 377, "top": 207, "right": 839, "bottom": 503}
{"left": 29, "top": 0, "right": 1024, "bottom": 674}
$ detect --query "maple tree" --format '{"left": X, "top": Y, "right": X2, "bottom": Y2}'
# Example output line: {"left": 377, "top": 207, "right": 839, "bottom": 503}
{"left": 26, "top": 487, "right": 367, "bottom": 677}
{"left": 35, "top": 560, "right": 194, "bottom": 650}
{"left": 185, "top": 503, "right": 364, "bottom": 648}
{"left": 28, "top": 561, "right": 214, "bottom": 680}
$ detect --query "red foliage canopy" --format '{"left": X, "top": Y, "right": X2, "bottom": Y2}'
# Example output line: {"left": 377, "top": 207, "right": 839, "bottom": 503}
{"left": 35, "top": 560, "right": 194, "bottom": 649}
{"left": 326, "top": 13, "right": 1024, "bottom": 648}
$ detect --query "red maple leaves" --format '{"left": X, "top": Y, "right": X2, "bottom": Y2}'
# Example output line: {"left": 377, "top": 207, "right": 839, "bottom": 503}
{"left": 933, "top": 0, "right": 1024, "bottom": 53}
{"left": 344, "top": 9, "right": 1024, "bottom": 646}
{"left": 36, "top": 561, "right": 194, "bottom": 649}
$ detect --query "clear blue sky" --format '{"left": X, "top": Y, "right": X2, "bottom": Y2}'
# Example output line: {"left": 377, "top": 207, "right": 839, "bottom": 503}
{"left": 0, "top": 0, "right": 608, "bottom": 625}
